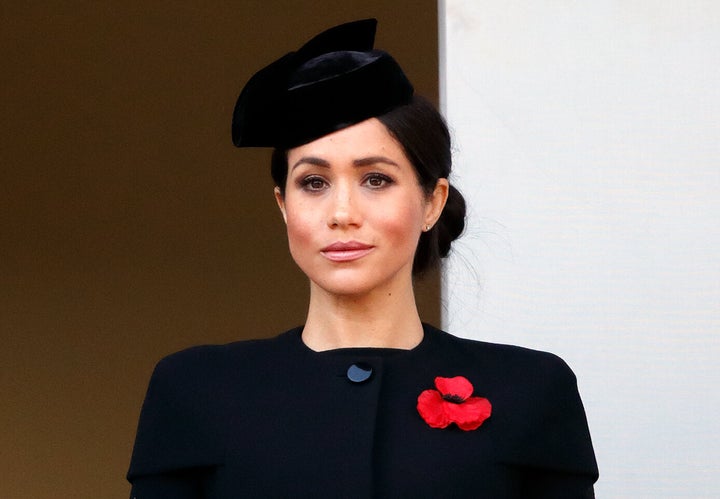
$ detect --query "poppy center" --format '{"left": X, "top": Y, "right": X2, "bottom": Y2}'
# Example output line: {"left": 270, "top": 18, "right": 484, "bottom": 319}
{"left": 442, "top": 393, "right": 465, "bottom": 404}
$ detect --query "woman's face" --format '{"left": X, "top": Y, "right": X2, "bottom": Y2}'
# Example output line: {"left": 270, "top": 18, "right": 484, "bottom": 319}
{"left": 275, "top": 118, "right": 448, "bottom": 298}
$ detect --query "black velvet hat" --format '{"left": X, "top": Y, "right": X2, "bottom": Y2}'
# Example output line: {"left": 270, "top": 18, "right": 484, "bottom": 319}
{"left": 231, "top": 19, "right": 414, "bottom": 149}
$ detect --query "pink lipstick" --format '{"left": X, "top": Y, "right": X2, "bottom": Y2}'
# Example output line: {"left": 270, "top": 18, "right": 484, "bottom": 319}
{"left": 321, "top": 241, "right": 374, "bottom": 262}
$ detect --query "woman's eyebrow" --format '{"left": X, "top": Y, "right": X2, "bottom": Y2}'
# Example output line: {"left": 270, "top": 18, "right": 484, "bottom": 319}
{"left": 290, "top": 156, "right": 330, "bottom": 171}
{"left": 353, "top": 156, "right": 399, "bottom": 168}
{"left": 291, "top": 156, "right": 400, "bottom": 170}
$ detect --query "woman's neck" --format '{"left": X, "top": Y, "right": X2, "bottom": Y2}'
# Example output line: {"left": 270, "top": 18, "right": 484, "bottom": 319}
{"left": 301, "top": 281, "right": 424, "bottom": 351}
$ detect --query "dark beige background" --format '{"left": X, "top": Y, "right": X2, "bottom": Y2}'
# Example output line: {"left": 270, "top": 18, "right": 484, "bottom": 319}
{"left": 1, "top": 2, "right": 439, "bottom": 498}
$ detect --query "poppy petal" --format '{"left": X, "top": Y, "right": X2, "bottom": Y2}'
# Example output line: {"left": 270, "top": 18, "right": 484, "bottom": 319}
{"left": 444, "top": 396, "right": 492, "bottom": 431}
{"left": 434, "top": 376, "right": 474, "bottom": 401}
{"left": 417, "top": 389, "right": 450, "bottom": 428}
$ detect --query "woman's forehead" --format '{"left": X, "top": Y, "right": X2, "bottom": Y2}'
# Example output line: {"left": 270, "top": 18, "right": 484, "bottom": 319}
{"left": 287, "top": 118, "right": 403, "bottom": 161}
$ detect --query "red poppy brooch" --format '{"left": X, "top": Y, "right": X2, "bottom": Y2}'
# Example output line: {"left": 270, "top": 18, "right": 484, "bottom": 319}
{"left": 417, "top": 376, "right": 492, "bottom": 431}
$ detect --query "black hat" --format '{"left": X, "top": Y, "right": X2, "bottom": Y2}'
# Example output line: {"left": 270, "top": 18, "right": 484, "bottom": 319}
{"left": 231, "top": 19, "right": 414, "bottom": 149}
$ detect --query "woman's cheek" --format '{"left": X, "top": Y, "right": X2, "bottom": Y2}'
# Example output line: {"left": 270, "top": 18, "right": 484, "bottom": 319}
{"left": 285, "top": 211, "right": 317, "bottom": 259}
{"left": 378, "top": 203, "right": 422, "bottom": 241}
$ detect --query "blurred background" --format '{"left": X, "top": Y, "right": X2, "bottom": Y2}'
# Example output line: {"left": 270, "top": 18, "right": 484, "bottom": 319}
{"left": 0, "top": 2, "right": 440, "bottom": 498}
{"left": 442, "top": 2, "right": 719, "bottom": 497}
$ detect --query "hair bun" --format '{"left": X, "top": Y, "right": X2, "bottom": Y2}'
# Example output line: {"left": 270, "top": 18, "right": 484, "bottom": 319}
{"left": 436, "top": 184, "right": 466, "bottom": 257}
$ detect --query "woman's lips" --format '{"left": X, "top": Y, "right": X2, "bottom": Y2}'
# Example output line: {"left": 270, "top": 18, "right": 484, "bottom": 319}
{"left": 321, "top": 241, "right": 375, "bottom": 262}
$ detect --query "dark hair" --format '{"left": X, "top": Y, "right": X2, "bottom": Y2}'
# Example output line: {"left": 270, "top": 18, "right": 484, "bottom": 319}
{"left": 271, "top": 95, "right": 466, "bottom": 275}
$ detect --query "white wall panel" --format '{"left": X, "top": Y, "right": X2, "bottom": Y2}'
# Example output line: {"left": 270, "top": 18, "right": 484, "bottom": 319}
{"left": 440, "top": 1, "right": 720, "bottom": 496}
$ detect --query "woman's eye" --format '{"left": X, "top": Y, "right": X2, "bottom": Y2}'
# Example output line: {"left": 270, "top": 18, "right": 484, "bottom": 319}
{"left": 300, "top": 176, "right": 327, "bottom": 191}
{"left": 365, "top": 174, "right": 393, "bottom": 188}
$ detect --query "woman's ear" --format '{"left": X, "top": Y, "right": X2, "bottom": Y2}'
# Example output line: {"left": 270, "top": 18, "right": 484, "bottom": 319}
{"left": 424, "top": 178, "right": 449, "bottom": 229}
{"left": 274, "top": 187, "right": 287, "bottom": 224}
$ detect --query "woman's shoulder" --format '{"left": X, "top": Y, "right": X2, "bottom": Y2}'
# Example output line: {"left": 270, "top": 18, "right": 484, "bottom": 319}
{"left": 429, "top": 326, "right": 590, "bottom": 442}
{"left": 127, "top": 333, "right": 303, "bottom": 480}
{"left": 149, "top": 327, "right": 303, "bottom": 382}
{"left": 427, "top": 324, "right": 578, "bottom": 383}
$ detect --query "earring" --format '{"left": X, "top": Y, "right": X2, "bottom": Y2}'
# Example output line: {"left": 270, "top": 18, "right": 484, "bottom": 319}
{"left": 424, "top": 224, "right": 431, "bottom": 232}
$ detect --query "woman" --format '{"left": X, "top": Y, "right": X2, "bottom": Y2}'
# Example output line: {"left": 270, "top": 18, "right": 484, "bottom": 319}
{"left": 127, "top": 19, "right": 598, "bottom": 498}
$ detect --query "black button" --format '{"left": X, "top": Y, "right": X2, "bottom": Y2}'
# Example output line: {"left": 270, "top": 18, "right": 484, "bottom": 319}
{"left": 347, "top": 363, "right": 373, "bottom": 383}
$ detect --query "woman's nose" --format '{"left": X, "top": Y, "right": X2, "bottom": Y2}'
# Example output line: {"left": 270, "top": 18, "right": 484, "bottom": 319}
{"left": 327, "top": 184, "right": 361, "bottom": 228}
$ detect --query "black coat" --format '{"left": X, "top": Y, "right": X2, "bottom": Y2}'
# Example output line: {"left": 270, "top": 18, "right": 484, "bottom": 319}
{"left": 127, "top": 324, "right": 598, "bottom": 498}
